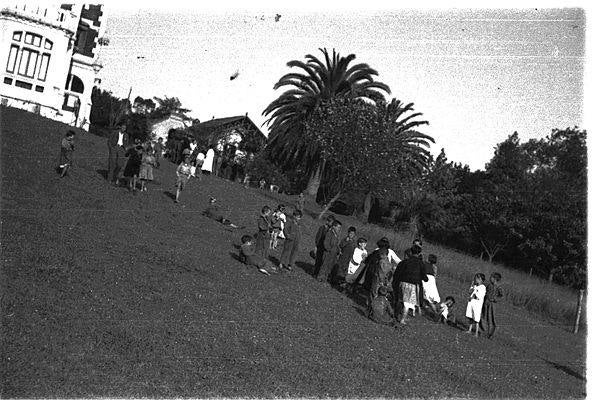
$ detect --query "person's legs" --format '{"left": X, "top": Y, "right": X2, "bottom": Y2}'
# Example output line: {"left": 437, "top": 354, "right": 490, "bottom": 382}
{"left": 286, "top": 240, "right": 299, "bottom": 271}
{"left": 313, "top": 247, "right": 324, "bottom": 277}
{"left": 115, "top": 146, "right": 126, "bottom": 184}
{"left": 108, "top": 146, "right": 117, "bottom": 182}
{"left": 487, "top": 304, "right": 497, "bottom": 338}
{"left": 317, "top": 254, "right": 334, "bottom": 282}
{"left": 280, "top": 239, "right": 291, "bottom": 269}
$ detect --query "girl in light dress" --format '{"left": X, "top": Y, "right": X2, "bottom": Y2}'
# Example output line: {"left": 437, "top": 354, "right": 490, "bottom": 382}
{"left": 465, "top": 273, "right": 486, "bottom": 337}
{"left": 138, "top": 143, "right": 157, "bottom": 192}
{"left": 174, "top": 155, "right": 193, "bottom": 203}
{"left": 422, "top": 254, "right": 441, "bottom": 305}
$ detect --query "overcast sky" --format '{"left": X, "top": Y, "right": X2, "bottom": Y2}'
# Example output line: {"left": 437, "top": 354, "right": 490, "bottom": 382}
{"left": 96, "top": 1, "right": 587, "bottom": 171}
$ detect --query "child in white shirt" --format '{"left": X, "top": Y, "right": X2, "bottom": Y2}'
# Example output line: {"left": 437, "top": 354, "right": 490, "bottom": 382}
{"left": 465, "top": 273, "right": 486, "bottom": 337}
{"left": 345, "top": 238, "right": 368, "bottom": 284}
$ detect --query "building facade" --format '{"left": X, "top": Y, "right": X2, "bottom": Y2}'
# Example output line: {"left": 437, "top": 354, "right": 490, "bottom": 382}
{"left": 0, "top": 3, "right": 104, "bottom": 130}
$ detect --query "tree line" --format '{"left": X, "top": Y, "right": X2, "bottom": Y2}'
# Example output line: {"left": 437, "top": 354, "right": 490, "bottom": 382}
{"left": 257, "top": 48, "right": 587, "bottom": 289}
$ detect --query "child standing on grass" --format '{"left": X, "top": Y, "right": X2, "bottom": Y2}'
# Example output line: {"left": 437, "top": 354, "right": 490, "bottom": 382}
{"left": 138, "top": 143, "right": 156, "bottom": 192}
{"left": 57, "top": 130, "right": 75, "bottom": 177}
{"left": 256, "top": 205, "right": 272, "bottom": 258}
{"left": 422, "top": 254, "right": 440, "bottom": 307}
{"left": 174, "top": 155, "right": 193, "bottom": 203}
{"left": 345, "top": 237, "right": 368, "bottom": 285}
{"left": 465, "top": 273, "right": 486, "bottom": 337}
{"left": 480, "top": 272, "right": 504, "bottom": 339}
{"left": 279, "top": 209, "right": 302, "bottom": 272}
{"left": 270, "top": 204, "right": 286, "bottom": 249}
{"left": 123, "top": 142, "right": 143, "bottom": 191}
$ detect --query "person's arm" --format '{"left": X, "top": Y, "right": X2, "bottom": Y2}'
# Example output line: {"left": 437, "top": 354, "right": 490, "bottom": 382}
{"left": 389, "top": 249, "right": 401, "bottom": 265}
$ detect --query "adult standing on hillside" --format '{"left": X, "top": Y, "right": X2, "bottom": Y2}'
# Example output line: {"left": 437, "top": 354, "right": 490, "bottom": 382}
{"left": 392, "top": 244, "right": 429, "bottom": 325}
{"left": 107, "top": 122, "right": 130, "bottom": 185}
{"left": 317, "top": 219, "right": 342, "bottom": 283}
{"left": 312, "top": 215, "right": 335, "bottom": 278}
{"left": 202, "top": 146, "right": 215, "bottom": 175}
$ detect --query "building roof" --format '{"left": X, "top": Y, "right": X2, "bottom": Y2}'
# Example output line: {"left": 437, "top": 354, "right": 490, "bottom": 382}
{"left": 195, "top": 115, "right": 265, "bottom": 138}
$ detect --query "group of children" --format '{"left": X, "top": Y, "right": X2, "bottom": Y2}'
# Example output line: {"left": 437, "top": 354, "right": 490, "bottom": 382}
{"left": 237, "top": 204, "right": 304, "bottom": 276}
{"left": 121, "top": 139, "right": 159, "bottom": 193}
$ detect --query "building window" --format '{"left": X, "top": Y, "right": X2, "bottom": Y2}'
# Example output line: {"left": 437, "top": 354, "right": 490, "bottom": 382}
{"left": 6, "top": 31, "right": 51, "bottom": 82}
{"left": 18, "top": 48, "right": 39, "bottom": 78}
{"left": 6, "top": 45, "right": 19, "bottom": 73}
{"left": 37, "top": 54, "right": 50, "bottom": 81}
{"left": 24, "top": 33, "right": 42, "bottom": 47}
{"left": 4, "top": 77, "right": 13, "bottom": 85}
{"left": 15, "top": 80, "right": 32, "bottom": 90}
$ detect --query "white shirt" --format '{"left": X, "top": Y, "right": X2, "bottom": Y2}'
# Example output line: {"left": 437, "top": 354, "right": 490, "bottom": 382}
{"left": 117, "top": 132, "right": 124, "bottom": 146}
{"left": 202, "top": 148, "right": 215, "bottom": 172}
{"left": 374, "top": 248, "right": 401, "bottom": 265}
{"left": 196, "top": 152, "right": 205, "bottom": 163}
{"left": 189, "top": 142, "right": 197, "bottom": 153}
{"left": 348, "top": 248, "right": 368, "bottom": 274}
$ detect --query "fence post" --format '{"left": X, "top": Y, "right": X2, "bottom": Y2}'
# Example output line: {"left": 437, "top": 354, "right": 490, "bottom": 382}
{"left": 573, "top": 289, "right": 584, "bottom": 334}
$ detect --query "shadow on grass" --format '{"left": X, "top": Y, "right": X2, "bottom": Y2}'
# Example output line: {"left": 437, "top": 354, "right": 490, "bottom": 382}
{"left": 96, "top": 169, "right": 108, "bottom": 180}
{"left": 163, "top": 190, "right": 176, "bottom": 201}
{"left": 295, "top": 261, "right": 316, "bottom": 276}
{"left": 545, "top": 359, "right": 586, "bottom": 381}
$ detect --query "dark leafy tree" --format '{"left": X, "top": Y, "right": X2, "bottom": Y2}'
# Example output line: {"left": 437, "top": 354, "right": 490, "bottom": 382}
{"left": 263, "top": 48, "right": 391, "bottom": 197}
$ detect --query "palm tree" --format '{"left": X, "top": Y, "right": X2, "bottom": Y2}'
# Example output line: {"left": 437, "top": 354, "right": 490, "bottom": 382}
{"left": 263, "top": 48, "right": 391, "bottom": 197}
{"left": 153, "top": 96, "right": 190, "bottom": 117}
{"left": 360, "top": 98, "right": 434, "bottom": 221}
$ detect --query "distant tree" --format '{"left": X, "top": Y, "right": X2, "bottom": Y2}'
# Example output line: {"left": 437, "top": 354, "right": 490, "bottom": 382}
{"left": 263, "top": 48, "right": 391, "bottom": 198}
{"left": 305, "top": 97, "right": 432, "bottom": 219}
{"left": 90, "top": 87, "right": 129, "bottom": 128}
{"left": 126, "top": 113, "right": 150, "bottom": 142}
{"left": 152, "top": 96, "right": 190, "bottom": 118}
{"left": 133, "top": 96, "right": 156, "bottom": 115}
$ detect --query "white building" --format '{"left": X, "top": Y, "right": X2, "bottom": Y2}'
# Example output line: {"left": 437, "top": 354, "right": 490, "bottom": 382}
{"left": 0, "top": 3, "right": 105, "bottom": 130}
{"left": 150, "top": 113, "right": 193, "bottom": 142}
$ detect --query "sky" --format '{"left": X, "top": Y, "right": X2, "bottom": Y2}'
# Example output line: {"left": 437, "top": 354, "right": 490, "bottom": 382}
{"left": 95, "top": 1, "right": 588, "bottom": 171}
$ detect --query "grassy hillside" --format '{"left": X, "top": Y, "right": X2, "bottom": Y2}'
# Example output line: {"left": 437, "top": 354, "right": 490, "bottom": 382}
{"left": 0, "top": 107, "right": 586, "bottom": 398}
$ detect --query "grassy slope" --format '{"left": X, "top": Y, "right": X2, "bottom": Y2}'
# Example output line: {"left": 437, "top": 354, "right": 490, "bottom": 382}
{"left": 0, "top": 107, "right": 586, "bottom": 398}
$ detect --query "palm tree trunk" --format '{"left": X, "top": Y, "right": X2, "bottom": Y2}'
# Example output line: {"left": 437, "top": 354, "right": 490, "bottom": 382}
{"left": 318, "top": 190, "right": 343, "bottom": 220}
{"left": 305, "top": 160, "right": 323, "bottom": 198}
{"left": 360, "top": 191, "right": 373, "bottom": 223}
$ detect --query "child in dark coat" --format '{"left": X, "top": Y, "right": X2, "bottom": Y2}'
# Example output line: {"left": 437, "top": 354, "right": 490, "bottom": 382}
{"left": 123, "top": 142, "right": 143, "bottom": 191}
{"left": 256, "top": 205, "right": 272, "bottom": 259}
{"left": 240, "top": 235, "right": 276, "bottom": 275}
{"left": 369, "top": 286, "right": 397, "bottom": 327}
{"left": 480, "top": 272, "right": 504, "bottom": 338}
{"left": 57, "top": 130, "right": 75, "bottom": 177}
{"left": 279, "top": 209, "right": 302, "bottom": 271}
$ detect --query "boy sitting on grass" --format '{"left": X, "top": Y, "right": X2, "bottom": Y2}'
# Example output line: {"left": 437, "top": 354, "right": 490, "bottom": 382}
{"left": 434, "top": 296, "right": 456, "bottom": 325}
{"left": 240, "top": 235, "right": 278, "bottom": 275}
{"left": 369, "top": 286, "right": 398, "bottom": 328}
{"left": 202, "top": 197, "right": 241, "bottom": 228}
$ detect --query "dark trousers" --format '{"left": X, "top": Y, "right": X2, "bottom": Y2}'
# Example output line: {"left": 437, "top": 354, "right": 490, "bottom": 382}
{"left": 313, "top": 246, "right": 325, "bottom": 277}
{"left": 280, "top": 239, "right": 299, "bottom": 268}
{"left": 317, "top": 251, "right": 337, "bottom": 282}
{"left": 479, "top": 301, "right": 497, "bottom": 337}
{"left": 108, "top": 145, "right": 126, "bottom": 182}
{"left": 255, "top": 233, "right": 269, "bottom": 259}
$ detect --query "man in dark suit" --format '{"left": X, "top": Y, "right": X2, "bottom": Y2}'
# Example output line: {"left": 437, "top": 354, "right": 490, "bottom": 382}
{"left": 312, "top": 214, "right": 335, "bottom": 278}
{"left": 107, "top": 123, "right": 129, "bottom": 184}
{"left": 317, "top": 219, "right": 342, "bottom": 283}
